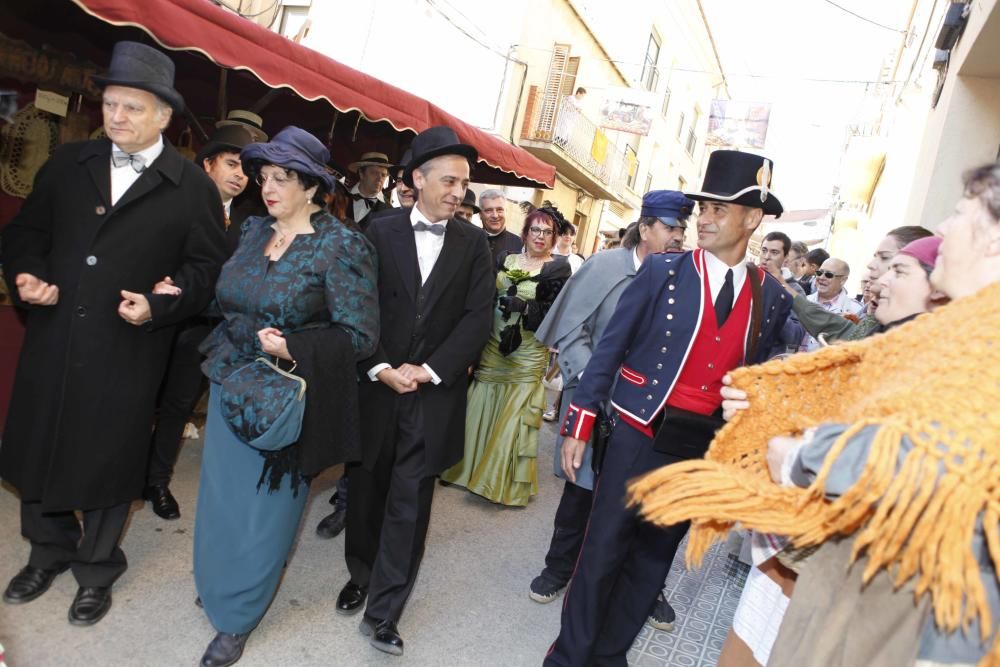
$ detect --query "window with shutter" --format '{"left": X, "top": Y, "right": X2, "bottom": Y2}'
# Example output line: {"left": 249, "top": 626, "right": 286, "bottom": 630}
{"left": 537, "top": 43, "right": 571, "bottom": 139}
{"left": 560, "top": 57, "right": 580, "bottom": 98}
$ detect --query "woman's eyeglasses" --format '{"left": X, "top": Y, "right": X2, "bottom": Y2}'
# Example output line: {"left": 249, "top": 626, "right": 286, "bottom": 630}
{"left": 815, "top": 270, "right": 845, "bottom": 279}
{"left": 528, "top": 227, "right": 553, "bottom": 237}
{"left": 256, "top": 172, "right": 296, "bottom": 187}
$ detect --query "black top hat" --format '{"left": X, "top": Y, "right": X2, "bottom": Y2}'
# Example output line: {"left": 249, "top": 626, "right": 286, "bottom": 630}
{"left": 90, "top": 41, "right": 184, "bottom": 112}
{"left": 684, "top": 150, "right": 783, "bottom": 217}
{"left": 461, "top": 188, "right": 481, "bottom": 213}
{"left": 194, "top": 125, "right": 255, "bottom": 165}
{"left": 403, "top": 126, "right": 477, "bottom": 187}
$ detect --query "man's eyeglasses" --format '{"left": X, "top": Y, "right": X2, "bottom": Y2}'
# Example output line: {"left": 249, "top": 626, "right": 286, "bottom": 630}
{"left": 528, "top": 227, "right": 553, "bottom": 237}
{"left": 256, "top": 172, "right": 296, "bottom": 187}
{"left": 816, "top": 270, "right": 845, "bottom": 279}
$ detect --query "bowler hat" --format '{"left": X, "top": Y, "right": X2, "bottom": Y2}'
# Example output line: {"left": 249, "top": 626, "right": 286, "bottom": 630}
{"left": 403, "top": 126, "right": 477, "bottom": 187}
{"left": 195, "top": 124, "right": 255, "bottom": 165}
{"left": 240, "top": 126, "right": 334, "bottom": 191}
{"left": 684, "top": 150, "right": 784, "bottom": 217}
{"left": 217, "top": 109, "right": 268, "bottom": 142}
{"left": 349, "top": 152, "right": 395, "bottom": 173}
{"left": 641, "top": 190, "right": 694, "bottom": 228}
{"left": 461, "top": 188, "right": 481, "bottom": 214}
{"left": 90, "top": 41, "right": 184, "bottom": 112}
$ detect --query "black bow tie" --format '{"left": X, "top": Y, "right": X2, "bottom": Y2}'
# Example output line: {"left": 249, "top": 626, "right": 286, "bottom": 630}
{"left": 111, "top": 150, "right": 147, "bottom": 173}
{"left": 352, "top": 193, "right": 377, "bottom": 209}
{"left": 413, "top": 220, "right": 446, "bottom": 236}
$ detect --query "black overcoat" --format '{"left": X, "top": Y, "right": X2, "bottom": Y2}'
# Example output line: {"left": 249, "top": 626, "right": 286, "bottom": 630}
{"left": 1, "top": 138, "right": 227, "bottom": 511}
{"left": 358, "top": 208, "right": 494, "bottom": 476}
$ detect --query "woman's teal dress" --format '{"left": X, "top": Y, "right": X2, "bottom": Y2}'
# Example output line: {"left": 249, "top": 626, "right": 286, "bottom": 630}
{"left": 441, "top": 254, "right": 569, "bottom": 506}
{"left": 194, "top": 212, "right": 377, "bottom": 634}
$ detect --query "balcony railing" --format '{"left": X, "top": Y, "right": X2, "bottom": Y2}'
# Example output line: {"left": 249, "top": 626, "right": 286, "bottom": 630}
{"left": 522, "top": 91, "right": 629, "bottom": 196}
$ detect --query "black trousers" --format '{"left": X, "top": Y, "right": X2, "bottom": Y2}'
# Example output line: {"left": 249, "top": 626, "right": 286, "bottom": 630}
{"left": 345, "top": 393, "right": 435, "bottom": 622}
{"left": 21, "top": 500, "right": 131, "bottom": 588}
{"left": 544, "top": 423, "right": 689, "bottom": 667}
{"left": 539, "top": 481, "right": 594, "bottom": 587}
{"left": 146, "top": 322, "right": 212, "bottom": 487}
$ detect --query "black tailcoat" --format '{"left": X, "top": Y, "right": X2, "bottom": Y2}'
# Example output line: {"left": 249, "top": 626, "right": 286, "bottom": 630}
{"left": 358, "top": 208, "right": 494, "bottom": 476}
{"left": 1, "top": 139, "right": 228, "bottom": 511}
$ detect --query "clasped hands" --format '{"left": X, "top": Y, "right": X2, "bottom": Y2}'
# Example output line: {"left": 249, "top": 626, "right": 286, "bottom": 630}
{"left": 377, "top": 363, "right": 432, "bottom": 394}
{"left": 15, "top": 272, "right": 157, "bottom": 326}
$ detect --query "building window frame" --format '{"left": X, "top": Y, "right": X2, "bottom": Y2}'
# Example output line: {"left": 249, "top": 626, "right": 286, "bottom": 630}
{"left": 640, "top": 32, "right": 661, "bottom": 92}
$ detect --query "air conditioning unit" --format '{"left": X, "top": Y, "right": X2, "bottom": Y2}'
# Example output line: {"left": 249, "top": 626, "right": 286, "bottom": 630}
{"left": 935, "top": 1, "right": 968, "bottom": 50}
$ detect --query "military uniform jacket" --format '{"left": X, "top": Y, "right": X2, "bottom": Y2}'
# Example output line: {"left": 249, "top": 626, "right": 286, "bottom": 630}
{"left": 1, "top": 139, "right": 228, "bottom": 511}
{"left": 562, "top": 249, "right": 792, "bottom": 440}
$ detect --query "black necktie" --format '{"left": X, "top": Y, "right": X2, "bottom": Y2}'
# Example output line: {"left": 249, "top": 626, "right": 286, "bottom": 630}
{"left": 715, "top": 269, "right": 734, "bottom": 326}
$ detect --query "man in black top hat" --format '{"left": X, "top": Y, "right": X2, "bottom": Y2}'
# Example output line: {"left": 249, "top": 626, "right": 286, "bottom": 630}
{"left": 141, "top": 122, "right": 260, "bottom": 521}
{"left": 338, "top": 126, "right": 493, "bottom": 656}
{"left": 455, "top": 188, "right": 480, "bottom": 222}
{"left": 0, "top": 41, "right": 227, "bottom": 626}
{"left": 544, "top": 150, "right": 791, "bottom": 665}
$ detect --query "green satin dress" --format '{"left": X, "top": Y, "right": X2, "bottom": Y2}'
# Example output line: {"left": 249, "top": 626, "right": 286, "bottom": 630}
{"left": 441, "top": 254, "right": 568, "bottom": 506}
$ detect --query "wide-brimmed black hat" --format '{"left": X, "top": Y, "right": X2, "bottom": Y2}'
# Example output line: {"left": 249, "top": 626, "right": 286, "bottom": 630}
{"left": 403, "top": 126, "right": 477, "bottom": 187}
{"left": 241, "top": 126, "right": 334, "bottom": 191}
{"left": 217, "top": 109, "right": 268, "bottom": 142}
{"left": 684, "top": 150, "right": 783, "bottom": 217}
{"left": 194, "top": 125, "right": 255, "bottom": 165}
{"left": 90, "top": 41, "right": 184, "bottom": 112}
{"left": 461, "top": 188, "right": 481, "bottom": 214}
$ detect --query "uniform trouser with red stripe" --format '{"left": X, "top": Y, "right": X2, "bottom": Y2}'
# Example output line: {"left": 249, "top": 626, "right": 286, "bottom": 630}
{"left": 544, "top": 422, "right": 690, "bottom": 667}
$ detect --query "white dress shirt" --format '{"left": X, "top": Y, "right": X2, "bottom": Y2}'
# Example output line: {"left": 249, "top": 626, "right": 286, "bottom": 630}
{"left": 366, "top": 204, "right": 448, "bottom": 385}
{"left": 350, "top": 182, "right": 385, "bottom": 223}
{"left": 632, "top": 248, "right": 643, "bottom": 272}
{"left": 703, "top": 250, "right": 747, "bottom": 309}
{"left": 109, "top": 135, "right": 164, "bottom": 206}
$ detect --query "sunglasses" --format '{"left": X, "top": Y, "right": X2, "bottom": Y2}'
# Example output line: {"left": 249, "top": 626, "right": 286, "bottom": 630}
{"left": 816, "top": 270, "right": 845, "bottom": 279}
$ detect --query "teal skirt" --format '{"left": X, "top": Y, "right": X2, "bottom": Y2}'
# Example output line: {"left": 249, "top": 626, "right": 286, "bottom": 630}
{"left": 193, "top": 383, "right": 309, "bottom": 634}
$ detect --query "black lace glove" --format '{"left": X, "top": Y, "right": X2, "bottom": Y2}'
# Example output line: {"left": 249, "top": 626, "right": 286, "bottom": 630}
{"left": 498, "top": 295, "right": 528, "bottom": 320}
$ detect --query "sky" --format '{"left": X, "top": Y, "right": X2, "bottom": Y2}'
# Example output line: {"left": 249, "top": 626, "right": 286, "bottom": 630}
{"left": 700, "top": 0, "right": 916, "bottom": 211}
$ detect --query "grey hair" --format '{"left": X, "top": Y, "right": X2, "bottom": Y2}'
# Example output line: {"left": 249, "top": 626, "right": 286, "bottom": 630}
{"left": 479, "top": 188, "right": 504, "bottom": 206}
{"left": 790, "top": 241, "right": 809, "bottom": 257}
{"left": 962, "top": 162, "right": 1000, "bottom": 222}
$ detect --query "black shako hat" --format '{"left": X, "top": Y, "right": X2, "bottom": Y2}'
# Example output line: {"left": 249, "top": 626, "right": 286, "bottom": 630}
{"left": 91, "top": 41, "right": 185, "bottom": 112}
{"left": 684, "top": 149, "right": 784, "bottom": 218}
{"left": 403, "top": 126, "right": 478, "bottom": 187}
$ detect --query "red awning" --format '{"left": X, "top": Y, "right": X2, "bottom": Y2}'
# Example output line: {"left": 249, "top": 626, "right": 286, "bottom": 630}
{"left": 68, "top": 0, "right": 554, "bottom": 189}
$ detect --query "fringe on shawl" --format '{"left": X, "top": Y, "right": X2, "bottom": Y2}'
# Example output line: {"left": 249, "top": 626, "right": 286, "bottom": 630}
{"left": 627, "top": 418, "right": 999, "bottom": 652}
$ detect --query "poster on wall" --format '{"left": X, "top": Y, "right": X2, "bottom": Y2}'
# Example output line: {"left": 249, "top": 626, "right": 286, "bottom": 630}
{"left": 598, "top": 87, "right": 656, "bottom": 136}
{"left": 706, "top": 100, "right": 771, "bottom": 149}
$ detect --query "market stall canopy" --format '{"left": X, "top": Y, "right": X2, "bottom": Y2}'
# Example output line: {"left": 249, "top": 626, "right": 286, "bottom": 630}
{"left": 1, "top": 0, "right": 555, "bottom": 188}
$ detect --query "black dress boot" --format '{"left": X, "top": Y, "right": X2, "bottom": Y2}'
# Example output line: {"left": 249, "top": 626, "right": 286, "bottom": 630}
{"left": 200, "top": 631, "right": 250, "bottom": 667}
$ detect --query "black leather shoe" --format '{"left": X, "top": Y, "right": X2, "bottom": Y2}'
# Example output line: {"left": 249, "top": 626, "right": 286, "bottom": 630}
{"left": 370, "top": 619, "right": 404, "bottom": 656}
{"left": 336, "top": 581, "right": 367, "bottom": 615}
{"left": 68, "top": 586, "right": 112, "bottom": 626}
{"left": 143, "top": 484, "right": 180, "bottom": 520}
{"left": 3, "top": 564, "right": 68, "bottom": 604}
{"left": 200, "top": 631, "right": 250, "bottom": 667}
{"left": 358, "top": 613, "right": 378, "bottom": 637}
{"left": 315, "top": 507, "right": 346, "bottom": 539}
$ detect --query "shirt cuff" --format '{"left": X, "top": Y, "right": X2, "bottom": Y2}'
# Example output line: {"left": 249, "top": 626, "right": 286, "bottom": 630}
{"left": 422, "top": 363, "right": 442, "bottom": 385}
{"left": 367, "top": 363, "right": 391, "bottom": 382}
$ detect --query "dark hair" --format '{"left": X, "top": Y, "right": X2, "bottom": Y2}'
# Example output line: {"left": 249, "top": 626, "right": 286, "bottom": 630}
{"left": 521, "top": 210, "right": 558, "bottom": 246}
{"left": 559, "top": 221, "right": 577, "bottom": 236}
{"left": 621, "top": 221, "right": 640, "bottom": 249}
{"left": 962, "top": 162, "right": 1000, "bottom": 222}
{"left": 762, "top": 231, "right": 791, "bottom": 256}
{"left": 201, "top": 147, "right": 242, "bottom": 167}
{"left": 244, "top": 159, "right": 331, "bottom": 206}
{"left": 805, "top": 248, "right": 830, "bottom": 267}
{"left": 887, "top": 225, "right": 933, "bottom": 249}
{"left": 575, "top": 87, "right": 587, "bottom": 95}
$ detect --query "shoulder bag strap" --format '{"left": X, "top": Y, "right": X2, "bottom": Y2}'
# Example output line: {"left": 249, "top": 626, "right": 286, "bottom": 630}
{"left": 745, "top": 262, "right": 764, "bottom": 363}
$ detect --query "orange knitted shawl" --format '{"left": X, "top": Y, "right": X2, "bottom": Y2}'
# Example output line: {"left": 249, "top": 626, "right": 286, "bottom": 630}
{"left": 628, "top": 282, "right": 1000, "bottom": 664}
